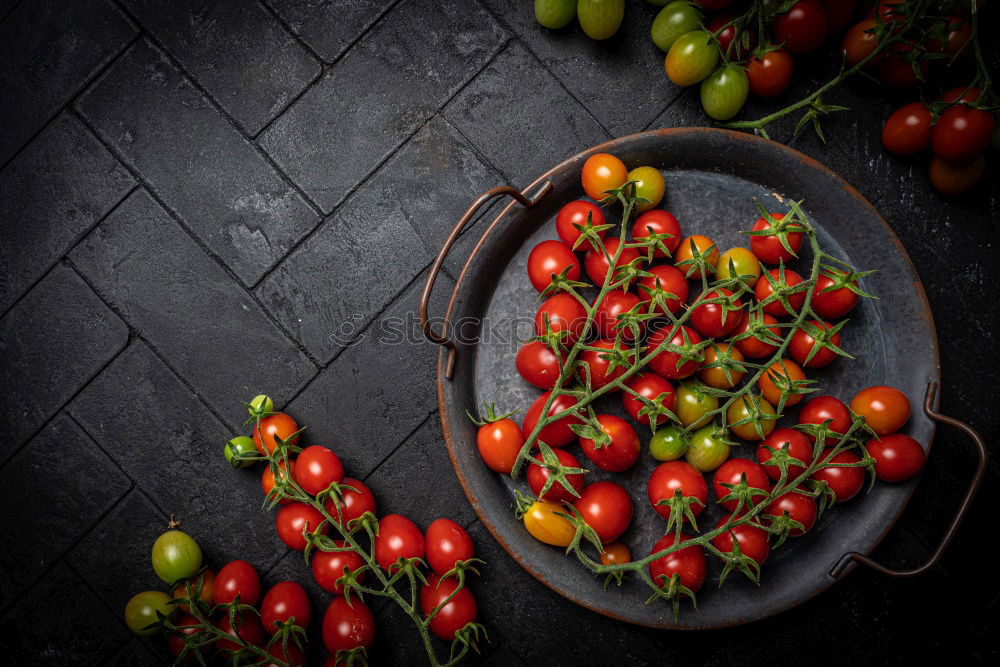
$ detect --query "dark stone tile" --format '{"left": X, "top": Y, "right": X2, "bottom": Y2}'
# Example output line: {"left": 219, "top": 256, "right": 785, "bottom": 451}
{"left": 76, "top": 40, "right": 320, "bottom": 286}
{"left": 286, "top": 269, "right": 453, "bottom": 479}
{"left": 121, "top": 0, "right": 320, "bottom": 135}
{"left": 482, "top": 0, "right": 678, "bottom": 135}
{"left": 266, "top": 0, "right": 396, "bottom": 63}
{"left": 0, "top": 0, "right": 137, "bottom": 164}
{"left": 0, "top": 414, "right": 129, "bottom": 603}
{"left": 105, "top": 638, "right": 167, "bottom": 666}
{"left": 0, "top": 563, "right": 129, "bottom": 664}
{"left": 258, "top": 0, "right": 508, "bottom": 211}
{"left": 0, "top": 264, "right": 128, "bottom": 455}
{"left": 69, "top": 341, "right": 286, "bottom": 573}
{"left": 256, "top": 115, "right": 497, "bottom": 362}
{"left": 0, "top": 113, "right": 135, "bottom": 313}
{"left": 67, "top": 489, "right": 168, "bottom": 615}
{"left": 70, "top": 190, "right": 316, "bottom": 423}
{"left": 444, "top": 41, "right": 609, "bottom": 188}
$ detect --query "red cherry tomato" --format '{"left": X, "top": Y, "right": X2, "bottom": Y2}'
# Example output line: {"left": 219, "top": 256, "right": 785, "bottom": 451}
{"left": 516, "top": 340, "right": 561, "bottom": 390}
{"left": 798, "top": 395, "right": 851, "bottom": 444}
{"left": 578, "top": 339, "right": 628, "bottom": 391}
{"left": 521, "top": 391, "right": 583, "bottom": 447}
{"left": 528, "top": 447, "right": 585, "bottom": 503}
{"left": 757, "top": 427, "right": 813, "bottom": 481}
{"left": 293, "top": 445, "right": 344, "bottom": 496}
{"left": 648, "top": 325, "right": 704, "bottom": 379}
{"left": 167, "top": 614, "right": 201, "bottom": 657}
{"left": 811, "top": 449, "right": 865, "bottom": 502}
{"left": 534, "top": 293, "right": 587, "bottom": 343}
{"left": 865, "top": 434, "right": 926, "bottom": 482}
{"left": 929, "top": 154, "right": 985, "bottom": 196}
{"left": 579, "top": 414, "right": 641, "bottom": 472}
{"left": 850, "top": 385, "right": 910, "bottom": 435}
{"left": 878, "top": 43, "right": 928, "bottom": 88}
{"left": 476, "top": 417, "right": 524, "bottom": 474}
{"left": 749, "top": 213, "right": 803, "bottom": 264}
{"left": 321, "top": 597, "right": 375, "bottom": 653}
{"left": 632, "top": 210, "right": 682, "bottom": 257}
{"left": 712, "top": 458, "right": 771, "bottom": 512}
{"left": 773, "top": 0, "right": 828, "bottom": 54}
{"left": 326, "top": 476, "right": 377, "bottom": 526}
{"left": 581, "top": 153, "right": 628, "bottom": 201}
{"left": 425, "top": 518, "right": 475, "bottom": 574}
{"left": 253, "top": 412, "right": 299, "bottom": 455}
{"left": 940, "top": 85, "right": 981, "bottom": 104}
{"left": 746, "top": 48, "right": 794, "bottom": 98}
{"left": 593, "top": 290, "right": 643, "bottom": 340}
{"left": 374, "top": 514, "right": 425, "bottom": 571}
{"left": 789, "top": 320, "right": 842, "bottom": 368}
{"left": 584, "top": 238, "right": 641, "bottom": 286}
{"left": 260, "top": 582, "right": 312, "bottom": 635}
{"left": 312, "top": 543, "right": 365, "bottom": 595}
{"left": 262, "top": 459, "right": 295, "bottom": 505}
{"left": 707, "top": 12, "right": 755, "bottom": 59}
{"left": 215, "top": 560, "right": 261, "bottom": 606}
{"left": 600, "top": 541, "right": 631, "bottom": 566}
{"left": 931, "top": 105, "right": 995, "bottom": 164}
{"left": 689, "top": 288, "right": 742, "bottom": 338}
{"left": 420, "top": 573, "right": 477, "bottom": 641}
{"left": 647, "top": 461, "right": 708, "bottom": 519}
{"left": 622, "top": 373, "right": 676, "bottom": 426}
{"left": 556, "top": 200, "right": 607, "bottom": 247}
{"left": 842, "top": 18, "right": 882, "bottom": 67}
{"left": 637, "top": 264, "right": 689, "bottom": 315}
{"left": 573, "top": 481, "right": 634, "bottom": 543}
{"left": 882, "top": 102, "right": 933, "bottom": 155}
{"left": 811, "top": 271, "right": 858, "bottom": 320}
{"left": 267, "top": 640, "right": 306, "bottom": 667}
{"left": 648, "top": 533, "right": 706, "bottom": 593}
{"left": 276, "top": 502, "right": 328, "bottom": 551}
{"left": 754, "top": 268, "right": 806, "bottom": 317}
{"left": 711, "top": 516, "right": 770, "bottom": 565}
{"left": 764, "top": 491, "right": 818, "bottom": 536}
{"left": 527, "top": 240, "right": 582, "bottom": 292}
{"left": 731, "top": 311, "right": 780, "bottom": 359}
{"left": 216, "top": 610, "right": 265, "bottom": 652}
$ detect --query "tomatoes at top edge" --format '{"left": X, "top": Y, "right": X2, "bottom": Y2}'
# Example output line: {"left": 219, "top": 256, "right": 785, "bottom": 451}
{"left": 773, "top": 0, "right": 828, "bottom": 55}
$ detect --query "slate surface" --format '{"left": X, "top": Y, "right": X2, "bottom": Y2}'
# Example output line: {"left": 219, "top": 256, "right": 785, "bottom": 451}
{"left": 0, "top": 1, "right": 997, "bottom": 665}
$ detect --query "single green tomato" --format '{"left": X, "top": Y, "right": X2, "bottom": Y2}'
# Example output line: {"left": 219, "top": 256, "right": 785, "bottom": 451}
{"left": 224, "top": 436, "right": 257, "bottom": 468}
{"left": 685, "top": 425, "right": 731, "bottom": 472}
{"left": 651, "top": 1, "right": 702, "bottom": 52}
{"left": 649, "top": 425, "right": 688, "bottom": 461}
{"left": 700, "top": 64, "right": 749, "bottom": 121}
{"left": 665, "top": 30, "right": 719, "bottom": 87}
{"left": 627, "top": 166, "right": 666, "bottom": 212}
{"left": 534, "top": 0, "right": 576, "bottom": 29}
{"left": 151, "top": 530, "right": 202, "bottom": 583}
{"left": 124, "top": 591, "right": 174, "bottom": 636}
{"left": 577, "top": 0, "right": 625, "bottom": 40}
{"left": 674, "top": 382, "right": 718, "bottom": 429}
{"left": 248, "top": 394, "right": 274, "bottom": 416}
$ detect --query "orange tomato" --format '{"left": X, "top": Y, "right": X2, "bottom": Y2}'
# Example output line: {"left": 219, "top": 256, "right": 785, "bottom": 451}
{"left": 600, "top": 541, "right": 632, "bottom": 566}
{"left": 523, "top": 501, "right": 576, "bottom": 547}
{"left": 726, "top": 394, "right": 776, "bottom": 441}
{"left": 758, "top": 359, "right": 807, "bottom": 407}
{"left": 674, "top": 234, "right": 719, "bottom": 280}
{"left": 850, "top": 385, "right": 911, "bottom": 436}
{"left": 581, "top": 153, "right": 628, "bottom": 201}
{"left": 699, "top": 343, "right": 745, "bottom": 389}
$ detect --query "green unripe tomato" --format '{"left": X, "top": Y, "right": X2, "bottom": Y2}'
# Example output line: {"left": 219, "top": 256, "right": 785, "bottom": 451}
{"left": 665, "top": 30, "right": 719, "bottom": 87}
{"left": 627, "top": 166, "right": 666, "bottom": 212}
{"left": 124, "top": 591, "right": 174, "bottom": 636}
{"left": 535, "top": 0, "right": 577, "bottom": 29}
{"left": 151, "top": 530, "right": 202, "bottom": 583}
{"left": 248, "top": 394, "right": 274, "bottom": 416}
{"left": 685, "top": 425, "right": 731, "bottom": 472}
{"left": 224, "top": 436, "right": 256, "bottom": 468}
{"left": 700, "top": 65, "right": 749, "bottom": 121}
{"left": 649, "top": 425, "right": 688, "bottom": 461}
{"left": 651, "top": 1, "right": 702, "bottom": 52}
{"left": 674, "top": 382, "right": 718, "bottom": 429}
{"left": 577, "top": 0, "right": 625, "bottom": 41}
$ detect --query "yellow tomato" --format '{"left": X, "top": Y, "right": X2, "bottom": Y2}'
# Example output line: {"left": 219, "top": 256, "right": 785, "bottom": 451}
{"left": 699, "top": 343, "right": 745, "bottom": 389}
{"left": 726, "top": 394, "right": 777, "bottom": 441}
{"left": 716, "top": 247, "right": 761, "bottom": 286}
{"left": 523, "top": 500, "right": 576, "bottom": 547}
{"left": 758, "top": 358, "right": 807, "bottom": 407}
{"left": 627, "top": 166, "right": 666, "bottom": 212}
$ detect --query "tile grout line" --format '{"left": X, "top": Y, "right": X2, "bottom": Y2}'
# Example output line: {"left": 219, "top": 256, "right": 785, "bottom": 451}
{"left": 0, "top": 0, "right": 25, "bottom": 22}
{"left": 641, "top": 87, "right": 692, "bottom": 132}
{"left": 360, "top": 409, "right": 438, "bottom": 483}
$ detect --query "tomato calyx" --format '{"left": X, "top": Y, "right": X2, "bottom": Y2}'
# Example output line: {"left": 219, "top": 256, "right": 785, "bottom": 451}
{"left": 816, "top": 262, "right": 876, "bottom": 300}
{"left": 715, "top": 473, "right": 770, "bottom": 516}
{"left": 539, "top": 264, "right": 591, "bottom": 298}
{"left": 797, "top": 320, "right": 852, "bottom": 366}
{"left": 635, "top": 229, "right": 678, "bottom": 262}
{"left": 528, "top": 442, "right": 589, "bottom": 501}
{"left": 713, "top": 523, "right": 765, "bottom": 586}
{"left": 758, "top": 443, "right": 809, "bottom": 483}
{"left": 764, "top": 503, "right": 809, "bottom": 548}
{"left": 645, "top": 571, "right": 699, "bottom": 620}
{"left": 675, "top": 236, "right": 719, "bottom": 280}
{"left": 333, "top": 645, "right": 370, "bottom": 667}
{"left": 633, "top": 391, "right": 681, "bottom": 434}
{"left": 731, "top": 306, "right": 783, "bottom": 348}
{"left": 243, "top": 393, "right": 276, "bottom": 424}
{"left": 726, "top": 394, "right": 778, "bottom": 440}
{"left": 700, "top": 341, "right": 748, "bottom": 388}
{"left": 569, "top": 209, "right": 614, "bottom": 253}
{"left": 762, "top": 362, "right": 816, "bottom": 412}
{"left": 744, "top": 200, "right": 809, "bottom": 258}
{"left": 657, "top": 487, "right": 706, "bottom": 539}
{"left": 756, "top": 260, "right": 811, "bottom": 316}
{"left": 466, "top": 400, "right": 520, "bottom": 427}
{"left": 649, "top": 326, "right": 709, "bottom": 375}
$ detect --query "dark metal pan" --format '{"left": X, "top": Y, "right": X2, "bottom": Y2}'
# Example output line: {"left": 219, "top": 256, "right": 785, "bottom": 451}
{"left": 420, "top": 129, "right": 986, "bottom": 629}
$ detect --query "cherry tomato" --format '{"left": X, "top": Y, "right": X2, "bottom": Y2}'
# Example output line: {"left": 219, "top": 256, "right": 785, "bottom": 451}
{"left": 929, "top": 154, "right": 985, "bottom": 196}
{"left": 516, "top": 340, "right": 562, "bottom": 390}
{"left": 842, "top": 18, "right": 881, "bottom": 67}
{"left": 535, "top": 292, "right": 587, "bottom": 343}
{"left": 375, "top": 514, "right": 424, "bottom": 570}
{"left": 253, "top": 412, "right": 299, "bottom": 455}
{"left": 637, "top": 265, "right": 689, "bottom": 315}
{"left": 865, "top": 434, "right": 926, "bottom": 482}
{"left": 321, "top": 597, "right": 375, "bottom": 653}
{"left": 581, "top": 153, "right": 628, "bottom": 200}
{"left": 217, "top": 610, "right": 265, "bottom": 653}
{"left": 326, "top": 476, "right": 377, "bottom": 526}
{"left": 706, "top": 13, "right": 755, "bottom": 60}
{"left": 593, "top": 290, "right": 643, "bottom": 341}
{"left": 556, "top": 200, "right": 607, "bottom": 247}
{"left": 171, "top": 570, "right": 215, "bottom": 615}
{"left": 749, "top": 213, "right": 803, "bottom": 265}
{"left": 798, "top": 395, "right": 851, "bottom": 444}
{"left": 685, "top": 425, "right": 731, "bottom": 472}
{"left": 623, "top": 372, "right": 676, "bottom": 426}
{"left": 711, "top": 516, "right": 770, "bottom": 565}
{"left": 425, "top": 518, "right": 475, "bottom": 574}
{"left": 267, "top": 640, "right": 307, "bottom": 667}
{"left": 648, "top": 325, "right": 703, "bottom": 379}
{"left": 578, "top": 339, "right": 628, "bottom": 390}
{"left": 574, "top": 481, "right": 634, "bottom": 543}
{"left": 648, "top": 533, "right": 706, "bottom": 592}
{"left": 759, "top": 358, "right": 807, "bottom": 408}
{"left": 215, "top": 560, "right": 261, "bottom": 606}
{"left": 934, "top": 14, "right": 972, "bottom": 59}
{"left": 476, "top": 417, "right": 525, "bottom": 473}
{"left": 674, "top": 381, "right": 718, "bottom": 428}
{"left": 523, "top": 500, "right": 576, "bottom": 546}
{"left": 312, "top": 543, "right": 365, "bottom": 595}
{"left": 765, "top": 491, "right": 818, "bottom": 536}
{"left": 732, "top": 311, "right": 780, "bottom": 359}
{"left": 700, "top": 64, "right": 749, "bottom": 121}
{"left": 125, "top": 591, "right": 174, "bottom": 636}
{"left": 293, "top": 445, "right": 344, "bottom": 496}
{"left": 262, "top": 459, "right": 295, "bottom": 505}
{"left": 757, "top": 427, "right": 813, "bottom": 481}
{"left": 527, "top": 240, "right": 582, "bottom": 292}
{"left": 628, "top": 166, "right": 666, "bottom": 212}
{"left": 712, "top": 458, "right": 771, "bottom": 511}
{"left": 940, "top": 85, "right": 982, "bottom": 104}
{"left": 277, "top": 502, "right": 328, "bottom": 551}
{"left": 820, "top": 0, "right": 855, "bottom": 32}
{"left": 420, "top": 573, "right": 478, "bottom": 640}
{"left": 715, "top": 247, "right": 761, "bottom": 286}
{"left": 850, "top": 385, "right": 910, "bottom": 435}
{"left": 522, "top": 391, "right": 583, "bottom": 447}
{"left": 673, "top": 234, "right": 719, "bottom": 279}
{"left": 773, "top": 0, "right": 828, "bottom": 54}
{"left": 811, "top": 449, "right": 864, "bottom": 502}
{"left": 746, "top": 48, "right": 794, "bottom": 98}
{"left": 726, "top": 394, "right": 777, "bottom": 441}
{"left": 882, "top": 102, "right": 932, "bottom": 155}
{"left": 699, "top": 343, "right": 745, "bottom": 389}
{"left": 585, "top": 238, "right": 641, "bottom": 286}
{"left": 649, "top": 424, "right": 688, "bottom": 461}
{"left": 811, "top": 270, "right": 858, "bottom": 319}
{"left": 648, "top": 460, "right": 708, "bottom": 519}
{"left": 578, "top": 0, "right": 625, "bottom": 41}
{"left": 600, "top": 541, "right": 632, "bottom": 565}
{"left": 932, "top": 105, "right": 996, "bottom": 164}
{"left": 665, "top": 30, "right": 719, "bottom": 87}
{"left": 789, "top": 320, "right": 842, "bottom": 369}
{"left": 152, "top": 530, "right": 202, "bottom": 584}
{"left": 878, "top": 43, "right": 928, "bottom": 88}
{"left": 652, "top": 0, "right": 704, "bottom": 52}
{"left": 261, "top": 582, "right": 311, "bottom": 635}
{"left": 579, "top": 414, "right": 641, "bottom": 472}
{"left": 166, "top": 614, "right": 200, "bottom": 656}
{"left": 225, "top": 435, "right": 256, "bottom": 468}
{"left": 755, "top": 268, "right": 806, "bottom": 317}
{"left": 633, "top": 210, "right": 682, "bottom": 258}
{"left": 690, "top": 288, "right": 742, "bottom": 338}
{"left": 535, "top": 0, "right": 577, "bottom": 30}
{"left": 528, "top": 447, "right": 585, "bottom": 502}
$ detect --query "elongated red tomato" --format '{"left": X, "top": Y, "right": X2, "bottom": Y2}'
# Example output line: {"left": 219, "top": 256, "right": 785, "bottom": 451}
{"left": 527, "top": 240, "right": 582, "bottom": 292}
{"left": 931, "top": 104, "right": 995, "bottom": 164}
{"left": 622, "top": 373, "right": 676, "bottom": 426}
{"left": 293, "top": 445, "right": 344, "bottom": 496}
{"left": 420, "top": 573, "right": 477, "bottom": 641}
{"left": 253, "top": 412, "right": 299, "bottom": 455}
{"left": 882, "top": 102, "right": 933, "bottom": 156}
{"left": 528, "top": 447, "right": 585, "bottom": 503}
{"left": 374, "top": 514, "right": 424, "bottom": 570}
{"left": 425, "top": 518, "right": 475, "bottom": 574}
{"left": 322, "top": 597, "right": 375, "bottom": 653}
{"left": 521, "top": 391, "right": 583, "bottom": 447}
{"left": 326, "top": 476, "right": 377, "bottom": 526}
{"left": 579, "top": 414, "right": 640, "bottom": 472}
{"left": 260, "top": 581, "right": 311, "bottom": 635}
{"left": 773, "top": 0, "right": 828, "bottom": 54}
{"left": 476, "top": 417, "right": 524, "bottom": 473}
{"left": 215, "top": 560, "right": 261, "bottom": 606}
{"left": 810, "top": 449, "right": 864, "bottom": 502}
{"left": 648, "top": 325, "right": 703, "bottom": 379}
{"left": 865, "top": 434, "right": 925, "bottom": 482}
{"left": 573, "top": 481, "right": 634, "bottom": 543}
{"left": 556, "top": 200, "right": 606, "bottom": 247}
{"left": 312, "top": 543, "right": 365, "bottom": 594}
{"left": 850, "top": 385, "right": 910, "bottom": 435}
{"left": 276, "top": 503, "right": 327, "bottom": 551}
{"left": 648, "top": 533, "right": 706, "bottom": 593}
{"left": 516, "top": 340, "right": 561, "bottom": 390}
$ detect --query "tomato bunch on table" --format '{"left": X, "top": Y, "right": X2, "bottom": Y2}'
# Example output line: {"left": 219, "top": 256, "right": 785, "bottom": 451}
{"left": 473, "top": 153, "right": 927, "bottom": 612}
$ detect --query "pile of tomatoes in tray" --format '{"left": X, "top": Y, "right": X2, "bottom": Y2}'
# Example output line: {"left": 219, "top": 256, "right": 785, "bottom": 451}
{"left": 472, "top": 151, "right": 928, "bottom": 605}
